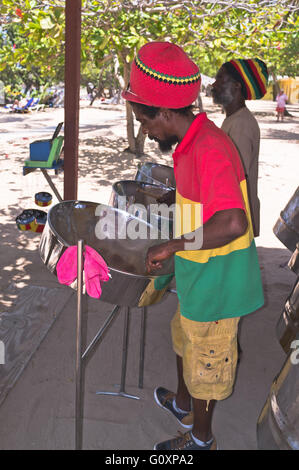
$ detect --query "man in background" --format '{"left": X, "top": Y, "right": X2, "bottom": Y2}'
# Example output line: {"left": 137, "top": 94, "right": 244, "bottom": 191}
{"left": 211, "top": 58, "right": 269, "bottom": 238}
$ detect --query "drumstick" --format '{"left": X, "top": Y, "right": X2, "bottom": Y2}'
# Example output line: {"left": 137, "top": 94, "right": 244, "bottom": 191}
{"left": 136, "top": 187, "right": 160, "bottom": 199}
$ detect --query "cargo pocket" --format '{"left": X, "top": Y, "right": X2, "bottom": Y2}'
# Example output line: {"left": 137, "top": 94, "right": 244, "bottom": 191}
{"left": 194, "top": 339, "right": 235, "bottom": 386}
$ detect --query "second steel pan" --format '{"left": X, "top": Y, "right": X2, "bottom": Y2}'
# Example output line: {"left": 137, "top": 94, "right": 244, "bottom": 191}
{"left": 109, "top": 180, "right": 174, "bottom": 238}
{"left": 288, "top": 242, "right": 299, "bottom": 276}
{"left": 276, "top": 278, "right": 299, "bottom": 354}
{"left": 257, "top": 335, "right": 299, "bottom": 450}
{"left": 273, "top": 186, "right": 299, "bottom": 253}
{"left": 39, "top": 200, "right": 174, "bottom": 307}
{"left": 135, "top": 162, "right": 176, "bottom": 190}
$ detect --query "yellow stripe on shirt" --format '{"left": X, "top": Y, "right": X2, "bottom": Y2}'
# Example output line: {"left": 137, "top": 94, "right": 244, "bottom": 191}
{"left": 175, "top": 179, "right": 254, "bottom": 264}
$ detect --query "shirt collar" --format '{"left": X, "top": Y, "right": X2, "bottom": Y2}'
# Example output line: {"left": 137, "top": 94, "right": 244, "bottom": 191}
{"left": 173, "top": 112, "right": 208, "bottom": 159}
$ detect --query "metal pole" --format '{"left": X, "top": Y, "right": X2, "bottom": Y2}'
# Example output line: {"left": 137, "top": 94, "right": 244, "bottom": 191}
{"left": 138, "top": 307, "right": 147, "bottom": 389}
{"left": 64, "top": 0, "right": 81, "bottom": 200}
{"left": 75, "top": 239, "right": 84, "bottom": 450}
{"left": 95, "top": 306, "right": 140, "bottom": 401}
{"left": 82, "top": 305, "right": 120, "bottom": 361}
{"left": 40, "top": 169, "right": 63, "bottom": 202}
{"left": 119, "top": 307, "right": 130, "bottom": 394}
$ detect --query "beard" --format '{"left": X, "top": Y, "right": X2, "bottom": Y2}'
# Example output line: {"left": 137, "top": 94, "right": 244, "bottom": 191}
{"left": 154, "top": 135, "right": 179, "bottom": 153}
{"left": 212, "top": 82, "right": 235, "bottom": 107}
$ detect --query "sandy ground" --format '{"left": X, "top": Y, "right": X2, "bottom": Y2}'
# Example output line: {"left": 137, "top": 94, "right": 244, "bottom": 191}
{"left": 0, "top": 96, "right": 298, "bottom": 450}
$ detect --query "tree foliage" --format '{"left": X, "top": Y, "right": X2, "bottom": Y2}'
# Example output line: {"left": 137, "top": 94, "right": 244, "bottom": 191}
{"left": 1, "top": 0, "right": 298, "bottom": 87}
{"left": 0, "top": 1, "right": 298, "bottom": 151}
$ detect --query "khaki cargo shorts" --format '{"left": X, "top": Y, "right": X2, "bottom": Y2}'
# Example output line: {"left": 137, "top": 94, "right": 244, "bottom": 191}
{"left": 171, "top": 304, "right": 240, "bottom": 402}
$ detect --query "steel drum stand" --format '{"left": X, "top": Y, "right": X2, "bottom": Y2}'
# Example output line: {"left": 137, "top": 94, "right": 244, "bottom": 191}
{"left": 95, "top": 306, "right": 143, "bottom": 401}
{"left": 75, "top": 240, "right": 148, "bottom": 449}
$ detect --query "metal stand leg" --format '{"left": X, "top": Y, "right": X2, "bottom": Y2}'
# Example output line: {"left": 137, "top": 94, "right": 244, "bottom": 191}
{"left": 74, "top": 303, "right": 120, "bottom": 451}
{"left": 96, "top": 306, "right": 140, "bottom": 400}
{"left": 74, "top": 247, "right": 147, "bottom": 449}
{"left": 75, "top": 240, "right": 84, "bottom": 450}
{"left": 138, "top": 307, "right": 147, "bottom": 389}
{"left": 41, "top": 168, "right": 63, "bottom": 202}
{"left": 82, "top": 305, "right": 120, "bottom": 361}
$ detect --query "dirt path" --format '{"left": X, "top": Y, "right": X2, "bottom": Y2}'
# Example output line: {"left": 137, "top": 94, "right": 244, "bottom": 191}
{"left": 0, "top": 97, "right": 298, "bottom": 450}
{"left": 1, "top": 97, "right": 298, "bottom": 311}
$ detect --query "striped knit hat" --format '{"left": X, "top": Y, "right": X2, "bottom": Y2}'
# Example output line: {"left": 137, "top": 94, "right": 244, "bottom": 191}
{"left": 223, "top": 59, "right": 268, "bottom": 100}
{"left": 122, "top": 41, "right": 201, "bottom": 108}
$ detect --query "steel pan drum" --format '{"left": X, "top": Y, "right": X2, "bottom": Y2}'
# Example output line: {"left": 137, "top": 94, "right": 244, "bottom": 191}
{"left": 288, "top": 242, "right": 299, "bottom": 276}
{"left": 257, "top": 336, "right": 299, "bottom": 450}
{"left": 39, "top": 201, "right": 174, "bottom": 307}
{"left": 135, "top": 162, "right": 176, "bottom": 190}
{"left": 273, "top": 186, "right": 299, "bottom": 252}
{"left": 276, "top": 278, "right": 299, "bottom": 354}
{"left": 109, "top": 180, "right": 174, "bottom": 238}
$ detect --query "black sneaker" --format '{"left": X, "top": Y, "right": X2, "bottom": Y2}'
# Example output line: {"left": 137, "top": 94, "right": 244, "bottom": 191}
{"left": 154, "top": 387, "right": 193, "bottom": 429}
{"left": 154, "top": 431, "right": 217, "bottom": 451}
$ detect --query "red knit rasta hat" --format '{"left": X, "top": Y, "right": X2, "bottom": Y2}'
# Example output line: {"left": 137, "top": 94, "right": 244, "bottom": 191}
{"left": 122, "top": 41, "right": 201, "bottom": 109}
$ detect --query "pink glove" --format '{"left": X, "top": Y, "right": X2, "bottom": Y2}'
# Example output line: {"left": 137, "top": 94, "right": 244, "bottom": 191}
{"left": 84, "top": 245, "right": 110, "bottom": 298}
{"left": 56, "top": 246, "right": 78, "bottom": 285}
{"left": 56, "top": 245, "right": 110, "bottom": 299}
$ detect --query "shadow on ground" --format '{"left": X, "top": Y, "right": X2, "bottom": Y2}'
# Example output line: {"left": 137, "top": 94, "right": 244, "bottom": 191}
{"left": 0, "top": 236, "right": 297, "bottom": 449}
{"left": 78, "top": 134, "right": 173, "bottom": 188}
{"left": 261, "top": 127, "right": 299, "bottom": 141}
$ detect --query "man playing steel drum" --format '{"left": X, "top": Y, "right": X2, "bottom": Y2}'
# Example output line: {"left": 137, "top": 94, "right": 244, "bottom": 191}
{"left": 122, "top": 41, "right": 264, "bottom": 451}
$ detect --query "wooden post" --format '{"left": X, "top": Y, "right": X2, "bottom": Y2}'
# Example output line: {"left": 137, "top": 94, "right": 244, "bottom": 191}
{"left": 64, "top": 0, "right": 81, "bottom": 200}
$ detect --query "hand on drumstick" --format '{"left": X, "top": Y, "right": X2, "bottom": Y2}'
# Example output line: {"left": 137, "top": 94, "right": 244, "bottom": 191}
{"left": 146, "top": 242, "right": 173, "bottom": 273}
{"left": 156, "top": 189, "right": 176, "bottom": 206}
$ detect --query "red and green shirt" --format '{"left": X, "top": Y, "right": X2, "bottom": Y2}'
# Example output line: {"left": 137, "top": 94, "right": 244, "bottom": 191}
{"left": 172, "top": 113, "right": 264, "bottom": 322}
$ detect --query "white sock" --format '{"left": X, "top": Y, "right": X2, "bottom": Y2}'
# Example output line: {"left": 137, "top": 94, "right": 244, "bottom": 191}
{"left": 191, "top": 432, "right": 213, "bottom": 447}
{"left": 172, "top": 398, "right": 188, "bottom": 415}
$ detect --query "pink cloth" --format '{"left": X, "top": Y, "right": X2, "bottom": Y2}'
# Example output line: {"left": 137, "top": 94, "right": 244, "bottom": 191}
{"left": 84, "top": 246, "right": 110, "bottom": 298}
{"left": 56, "top": 245, "right": 110, "bottom": 299}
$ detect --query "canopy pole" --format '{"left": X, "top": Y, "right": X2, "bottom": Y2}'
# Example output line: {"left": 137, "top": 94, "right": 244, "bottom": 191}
{"left": 64, "top": 0, "right": 81, "bottom": 200}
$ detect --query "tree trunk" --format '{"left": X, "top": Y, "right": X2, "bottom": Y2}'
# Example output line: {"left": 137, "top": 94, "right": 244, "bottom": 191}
{"left": 196, "top": 92, "right": 204, "bottom": 112}
{"left": 272, "top": 70, "right": 280, "bottom": 100}
{"left": 121, "top": 54, "right": 146, "bottom": 156}
{"left": 126, "top": 99, "right": 136, "bottom": 152}
{"left": 89, "top": 70, "right": 105, "bottom": 106}
{"left": 90, "top": 86, "right": 104, "bottom": 105}
{"left": 135, "top": 125, "right": 146, "bottom": 157}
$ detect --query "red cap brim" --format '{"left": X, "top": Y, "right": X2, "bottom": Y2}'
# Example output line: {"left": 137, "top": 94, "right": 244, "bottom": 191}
{"left": 121, "top": 88, "right": 157, "bottom": 107}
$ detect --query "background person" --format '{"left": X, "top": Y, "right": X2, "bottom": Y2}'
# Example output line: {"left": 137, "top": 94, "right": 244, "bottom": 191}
{"left": 211, "top": 58, "right": 269, "bottom": 238}
{"left": 276, "top": 89, "right": 288, "bottom": 122}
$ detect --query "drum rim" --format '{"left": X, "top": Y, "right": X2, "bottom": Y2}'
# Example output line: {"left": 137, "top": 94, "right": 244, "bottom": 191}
{"left": 46, "top": 200, "right": 174, "bottom": 280}
{"left": 112, "top": 179, "right": 172, "bottom": 191}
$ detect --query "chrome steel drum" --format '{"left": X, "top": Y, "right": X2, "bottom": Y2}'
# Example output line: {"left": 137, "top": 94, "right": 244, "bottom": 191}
{"left": 109, "top": 180, "right": 174, "bottom": 238}
{"left": 135, "top": 162, "right": 176, "bottom": 190}
{"left": 288, "top": 242, "right": 299, "bottom": 276}
{"left": 39, "top": 201, "right": 174, "bottom": 307}
{"left": 273, "top": 186, "right": 299, "bottom": 252}
{"left": 257, "top": 337, "right": 299, "bottom": 450}
{"left": 276, "top": 278, "right": 299, "bottom": 354}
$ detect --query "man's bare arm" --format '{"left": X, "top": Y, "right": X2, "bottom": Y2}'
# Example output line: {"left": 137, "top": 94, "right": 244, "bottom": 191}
{"left": 146, "top": 208, "right": 248, "bottom": 273}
